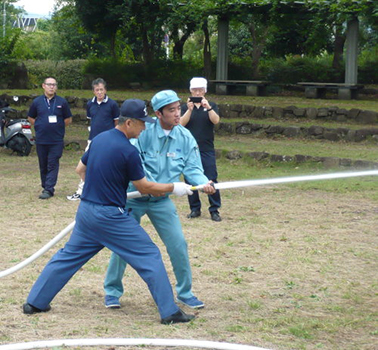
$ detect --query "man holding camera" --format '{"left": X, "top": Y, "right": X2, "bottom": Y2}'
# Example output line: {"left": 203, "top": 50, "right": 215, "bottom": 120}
{"left": 180, "top": 77, "right": 222, "bottom": 222}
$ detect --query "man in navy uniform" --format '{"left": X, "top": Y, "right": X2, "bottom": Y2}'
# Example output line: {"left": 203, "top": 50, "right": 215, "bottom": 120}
{"left": 23, "top": 99, "right": 195, "bottom": 324}
{"left": 28, "top": 77, "right": 72, "bottom": 199}
{"left": 67, "top": 78, "right": 119, "bottom": 201}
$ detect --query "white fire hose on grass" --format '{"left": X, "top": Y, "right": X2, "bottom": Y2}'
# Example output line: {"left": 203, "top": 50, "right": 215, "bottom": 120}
{"left": 0, "top": 338, "right": 271, "bottom": 350}
{"left": 0, "top": 170, "right": 377, "bottom": 279}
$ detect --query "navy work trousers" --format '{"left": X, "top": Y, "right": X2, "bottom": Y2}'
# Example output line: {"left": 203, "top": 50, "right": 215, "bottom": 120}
{"left": 36, "top": 142, "right": 64, "bottom": 194}
{"left": 26, "top": 200, "right": 179, "bottom": 319}
{"left": 187, "top": 150, "right": 221, "bottom": 213}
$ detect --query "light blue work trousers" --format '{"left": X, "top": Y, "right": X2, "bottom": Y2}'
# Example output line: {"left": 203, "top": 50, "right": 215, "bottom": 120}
{"left": 27, "top": 200, "right": 179, "bottom": 319}
{"left": 104, "top": 196, "right": 194, "bottom": 300}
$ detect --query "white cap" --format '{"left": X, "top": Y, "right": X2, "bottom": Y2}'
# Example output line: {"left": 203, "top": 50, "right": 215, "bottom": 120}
{"left": 190, "top": 77, "right": 207, "bottom": 92}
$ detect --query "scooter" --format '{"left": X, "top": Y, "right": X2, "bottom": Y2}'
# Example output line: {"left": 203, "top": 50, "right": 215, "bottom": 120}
{"left": 0, "top": 100, "right": 35, "bottom": 156}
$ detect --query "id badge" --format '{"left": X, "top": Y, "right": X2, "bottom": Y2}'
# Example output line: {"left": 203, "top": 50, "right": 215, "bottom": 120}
{"left": 167, "top": 152, "right": 176, "bottom": 158}
{"left": 49, "top": 115, "right": 57, "bottom": 123}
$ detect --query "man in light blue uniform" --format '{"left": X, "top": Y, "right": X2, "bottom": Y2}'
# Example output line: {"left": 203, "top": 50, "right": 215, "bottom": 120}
{"left": 104, "top": 90, "right": 215, "bottom": 310}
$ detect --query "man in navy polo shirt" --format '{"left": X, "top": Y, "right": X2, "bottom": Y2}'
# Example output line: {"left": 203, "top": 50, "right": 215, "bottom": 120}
{"left": 23, "top": 99, "right": 195, "bottom": 324}
{"left": 28, "top": 77, "right": 72, "bottom": 199}
{"left": 67, "top": 78, "right": 120, "bottom": 201}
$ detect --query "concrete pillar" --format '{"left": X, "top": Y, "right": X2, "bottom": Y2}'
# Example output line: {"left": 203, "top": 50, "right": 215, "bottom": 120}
{"left": 345, "top": 17, "right": 359, "bottom": 85}
{"left": 216, "top": 17, "right": 229, "bottom": 80}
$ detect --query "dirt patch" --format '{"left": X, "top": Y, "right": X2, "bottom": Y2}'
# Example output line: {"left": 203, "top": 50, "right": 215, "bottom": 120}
{"left": 0, "top": 149, "right": 377, "bottom": 350}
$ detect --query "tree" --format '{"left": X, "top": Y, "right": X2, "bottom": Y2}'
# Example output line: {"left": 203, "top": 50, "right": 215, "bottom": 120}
{"left": 50, "top": 2, "right": 105, "bottom": 59}
{"left": 308, "top": 0, "right": 378, "bottom": 69}
{"left": 75, "top": 0, "right": 125, "bottom": 57}
{"left": 121, "top": 0, "right": 166, "bottom": 64}
{"left": 74, "top": 0, "right": 168, "bottom": 64}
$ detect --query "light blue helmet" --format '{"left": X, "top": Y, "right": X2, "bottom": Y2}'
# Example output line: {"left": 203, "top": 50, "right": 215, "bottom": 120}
{"left": 151, "top": 90, "right": 181, "bottom": 111}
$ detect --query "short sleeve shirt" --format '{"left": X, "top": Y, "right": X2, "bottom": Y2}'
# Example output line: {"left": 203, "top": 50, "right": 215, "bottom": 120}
{"left": 28, "top": 95, "right": 72, "bottom": 144}
{"left": 181, "top": 102, "right": 218, "bottom": 152}
{"left": 81, "top": 128, "right": 145, "bottom": 207}
{"left": 87, "top": 96, "right": 120, "bottom": 141}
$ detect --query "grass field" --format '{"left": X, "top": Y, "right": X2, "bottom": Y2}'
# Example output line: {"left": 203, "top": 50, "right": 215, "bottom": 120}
{"left": 0, "top": 93, "right": 377, "bottom": 350}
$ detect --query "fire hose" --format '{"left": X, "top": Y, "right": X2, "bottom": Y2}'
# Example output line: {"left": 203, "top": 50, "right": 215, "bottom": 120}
{"left": 0, "top": 169, "right": 377, "bottom": 279}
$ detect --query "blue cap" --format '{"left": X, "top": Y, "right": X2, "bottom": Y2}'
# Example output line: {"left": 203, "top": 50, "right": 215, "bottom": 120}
{"left": 120, "top": 99, "right": 156, "bottom": 123}
{"left": 151, "top": 90, "right": 181, "bottom": 111}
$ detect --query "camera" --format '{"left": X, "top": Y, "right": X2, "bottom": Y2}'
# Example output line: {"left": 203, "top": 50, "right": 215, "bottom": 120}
{"left": 189, "top": 96, "right": 203, "bottom": 103}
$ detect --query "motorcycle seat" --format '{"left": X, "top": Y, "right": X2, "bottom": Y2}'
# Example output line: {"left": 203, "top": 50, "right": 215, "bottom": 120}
{"left": 6, "top": 119, "right": 24, "bottom": 126}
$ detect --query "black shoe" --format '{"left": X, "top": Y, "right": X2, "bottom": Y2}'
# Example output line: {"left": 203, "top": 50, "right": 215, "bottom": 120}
{"left": 187, "top": 210, "right": 201, "bottom": 219}
{"left": 23, "top": 303, "right": 51, "bottom": 315}
{"left": 39, "top": 190, "right": 53, "bottom": 200}
{"left": 210, "top": 212, "right": 222, "bottom": 222}
{"left": 161, "top": 308, "right": 195, "bottom": 325}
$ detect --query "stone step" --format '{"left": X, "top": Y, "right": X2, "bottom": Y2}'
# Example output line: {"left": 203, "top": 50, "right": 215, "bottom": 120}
{"left": 2, "top": 93, "right": 377, "bottom": 125}
{"left": 217, "top": 149, "right": 378, "bottom": 169}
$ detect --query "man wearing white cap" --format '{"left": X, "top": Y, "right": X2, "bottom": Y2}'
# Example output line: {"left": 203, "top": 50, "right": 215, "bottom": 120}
{"left": 180, "top": 77, "right": 222, "bottom": 222}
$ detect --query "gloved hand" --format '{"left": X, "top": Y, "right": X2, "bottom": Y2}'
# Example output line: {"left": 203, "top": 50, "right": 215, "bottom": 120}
{"left": 172, "top": 182, "right": 193, "bottom": 197}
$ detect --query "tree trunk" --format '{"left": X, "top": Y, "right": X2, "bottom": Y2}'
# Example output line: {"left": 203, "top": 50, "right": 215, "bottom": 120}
{"left": 110, "top": 32, "right": 117, "bottom": 58}
{"left": 332, "top": 24, "right": 346, "bottom": 70}
{"left": 141, "top": 24, "right": 153, "bottom": 65}
{"left": 203, "top": 19, "right": 212, "bottom": 79}
{"left": 172, "top": 22, "right": 196, "bottom": 60}
{"left": 173, "top": 40, "right": 185, "bottom": 59}
{"left": 248, "top": 22, "right": 269, "bottom": 78}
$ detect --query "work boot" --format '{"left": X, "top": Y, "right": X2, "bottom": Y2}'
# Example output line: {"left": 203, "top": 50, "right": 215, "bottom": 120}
{"left": 161, "top": 309, "right": 195, "bottom": 324}
{"left": 187, "top": 210, "right": 201, "bottom": 219}
{"left": 210, "top": 212, "right": 222, "bottom": 222}
{"left": 39, "top": 190, "right": 53, "bottom": 200}
{"left": 23, "top": 303, "right": 51, "bottom": 314}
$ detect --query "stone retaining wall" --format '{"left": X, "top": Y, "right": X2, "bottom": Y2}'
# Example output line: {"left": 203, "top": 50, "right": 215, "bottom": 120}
{"left": 218, "top": 104, "right": 378, "bottom": 124}
{"left": 216, "top": 122, "right": 378, "bottom": 143}
{"left": 216, "top": 149, "right": 378, "bottom": 169}
{"left": 1, "top": 93, "right": 377, "bottom": 125}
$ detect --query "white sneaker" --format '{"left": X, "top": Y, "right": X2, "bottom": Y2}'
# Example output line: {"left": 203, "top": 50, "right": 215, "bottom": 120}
{"left": 66, "top": 192, "right": 81, "bottom": 201}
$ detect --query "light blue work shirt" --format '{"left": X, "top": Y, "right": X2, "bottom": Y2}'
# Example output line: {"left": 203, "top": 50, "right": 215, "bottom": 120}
{"left": 128, "top": 120, "right": 208, "bottom": 194}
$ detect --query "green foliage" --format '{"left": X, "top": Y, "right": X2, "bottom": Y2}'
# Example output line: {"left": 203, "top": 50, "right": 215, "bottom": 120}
{"left": 0, "top": 59, "right": 21, "bottom": 88}
{"left": 146, "top": 59, "right": 204, "bottom": 88}
{"left": 75, "top": 0, "right": 125, "bottom": 57}
{"left": 12, "top": 31, "right": 52, "bottom": 60}
{"left": 0, "top": 29, "right": 21, "bottom": 58}
{"left": 257, "top": 50, "right": 378, "bottom": 84}
{"left": 260, "top": 55, "right": 343, "bottom": 84}
{"left": 24, "top": 60, "right": 86, "bottom": 89}
{"left": 358, "top": 45, "right": 378, "bottom": 84}
{"left": 0, "top": 29, "right": 23, "bottom": 87}
{"left": 50, "top": 5, "right": 104, "bottom": 60}
{"left": 83, "top": 58, "right": 144, "bottom": 89}
{"left": 83, "top": 58, "right": 204, "bottom": 89}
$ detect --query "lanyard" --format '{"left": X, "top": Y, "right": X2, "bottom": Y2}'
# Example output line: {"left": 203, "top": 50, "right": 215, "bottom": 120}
{"left": 44, "top": 96, "right": 56, "bottom": 116}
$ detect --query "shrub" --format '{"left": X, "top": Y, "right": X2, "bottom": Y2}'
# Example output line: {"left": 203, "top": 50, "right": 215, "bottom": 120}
{"left": 24, "top": 60, "right": 86, "bottom": 89}
{"left": 259, "top": 55, "right": 343, "bottom": 84}
{"left": 83, "top": 58, "right": 204, "bottom": 89}
{"left": 235, "top": 51, "right": 377, "bottom": 84}
{"left": 358, "top": 46, "right": 378, "bottom": 84}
